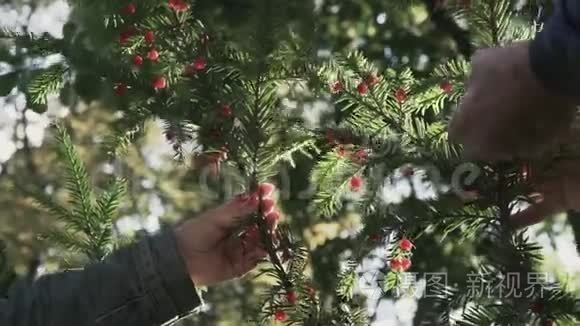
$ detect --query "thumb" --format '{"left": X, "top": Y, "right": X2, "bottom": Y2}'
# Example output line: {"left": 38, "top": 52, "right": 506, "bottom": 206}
{"left": 509, "top": 194, "right": 562, "bottom": 229}
{"left": 209, "top": 195, "right": 259, "bottom": 229}
{"left": 209, "top": 183, "right": 277, "bottom": 229}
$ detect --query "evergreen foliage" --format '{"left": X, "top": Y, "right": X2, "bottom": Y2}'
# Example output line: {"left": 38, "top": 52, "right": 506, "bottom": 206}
{"left": 0, "top": 0, "right": 578, "bottom": 325}
{"left": 34, "top": 125, "right": 126, "bottom": 262}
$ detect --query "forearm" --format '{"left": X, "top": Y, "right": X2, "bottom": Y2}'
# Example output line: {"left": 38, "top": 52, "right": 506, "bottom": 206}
{"left": 530, "top": 0, "right": 580, "bottom": 100}
{"left": 0, "top": 231, "right": 202, "bottom": 326}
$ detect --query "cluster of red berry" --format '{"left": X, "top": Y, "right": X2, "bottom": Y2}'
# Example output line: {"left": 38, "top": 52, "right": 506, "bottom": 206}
{"left": 330, "top": 72, "right": 409, "bottom": 103}
{"left": 115, "top": 1, "right": 207, "bottom": 94}
{"left": 334, "top": 144, "right": 368, "bottom": 164}
{"left": 389, "top": 238, "right": 414, "bottom": 273}
{"left": 356, "top": 73, "right": 380, "bottom": 95}
{"left": 121, "top": 30, "right": 207, "bottom": 92}
{"left": 329, "top": 73, "right": 380, "bottom": 96}
{"left": 330, "top": 74, "right": 453, "bottom": 105}
{"left": 324, "top": 130, "right": 369, "bottom": 193}
{"left": 326, "top": 131, "right": 367, "bottom": 160}
{"left": 272, "top": 290, "right": 297, "bottom": 322}
{"left": 272, "top": 286, "right": 317, "bottom": 322}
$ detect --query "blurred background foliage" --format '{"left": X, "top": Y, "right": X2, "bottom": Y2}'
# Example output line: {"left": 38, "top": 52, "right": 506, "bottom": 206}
{"left": 0, "top": 0, "right": 576, "bottom": 325}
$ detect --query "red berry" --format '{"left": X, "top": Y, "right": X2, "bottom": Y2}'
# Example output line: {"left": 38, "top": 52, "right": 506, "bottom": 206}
{"left": 357, "top": 82, "right": 369, "bottom": 95}
{"left": 274, "top": 309, "right": 287, "bottom": 322}
{"left": 144, "top": 31, "right": 155, "bottom": 43}
{"left": 365, "top": 73, "right": 380, "bottom": 87}
{"left": 330, "top": 80, "right": 344, "bottom": 94}
{"left": 400, "top": 258, "right": 412, "bottom": 271}
{"left": 350, "top": 176, "right": 363, "bottom": 192}
{"left": 399, "top": 238, "right": 413, "bottom": 251}
{"left": 132, "top": 55, "right": 144, "bottom": 66}
{"left": 114, "top": 83, "right": 127, "bottom": 96}
{"left": 541, "top": 320, "right": 553, "bottom": 326}
{"left": 389, "top": 258, "right": 402, "bottom": 271}
{"left": 439, "top": 80, "right": 453, "bottom": 94}
{"left": 219, "top": 104, "right": 233, "bottom": 118}
{"left": 168, "top": 0, "right": 189, "bottom": 12}
{"left": 152, "top": 76, "right": 167, "bottom": 89}
{"left": 353, "top": 148, "right": 368, "bottom": 163}
{"left": 122, "top": 3, "right": 136, "bottom": 15}
{"left": 119, "top": 30, "right": 134, "bottom": 45}
{"left": 286, "top": 291, "right": 298, "bottom": 304}
{"left": 395, "top": 88, "right": 407, "bottom": 104}
{"left": 192, "top": 57, "right": 207, "bottom": 71}
{"left": 147, "top": 49, "right": 160, "bottom": 61}
{"left": 390, "top": 258, "right": 411, "bottom": 272}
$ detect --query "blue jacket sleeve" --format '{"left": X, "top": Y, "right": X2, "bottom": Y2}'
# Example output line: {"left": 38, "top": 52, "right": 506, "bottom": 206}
{"left": 530, "top": 0, "right": 580, "bottom": 99}
{"left": 0, "top": 231, "right": 203, "bottom": 326}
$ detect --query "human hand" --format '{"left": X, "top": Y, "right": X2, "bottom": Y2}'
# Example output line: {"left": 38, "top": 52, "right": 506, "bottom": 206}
{"left": 449, "top": 41, "right": 576, "bottom": 161}
{"left": 511, "top": 160, "right": 580, "bottom": 228}
{"left": 174, "top": 183, "right": 278, "bottom": 287}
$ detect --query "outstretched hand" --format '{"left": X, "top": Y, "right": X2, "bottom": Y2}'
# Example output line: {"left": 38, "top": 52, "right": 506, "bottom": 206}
{"left": 449, "top": 41, "right": 576, "bottom": 161}
{"left": 510, "top": 160, "right": 580, "bottom": 228}
{"left": 448, "top": 42, "right": 580, "bottom": 227}
{"left": 174, "top": 183, "right": 278, "bottom": 287}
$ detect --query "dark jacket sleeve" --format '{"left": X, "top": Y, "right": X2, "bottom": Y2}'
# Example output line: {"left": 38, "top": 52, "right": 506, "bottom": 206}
{"left": 0, "top": 231, "right": 203, "bottom": 326}
{"left": 530, "top": 0, "right": 580, "bottom": 99}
